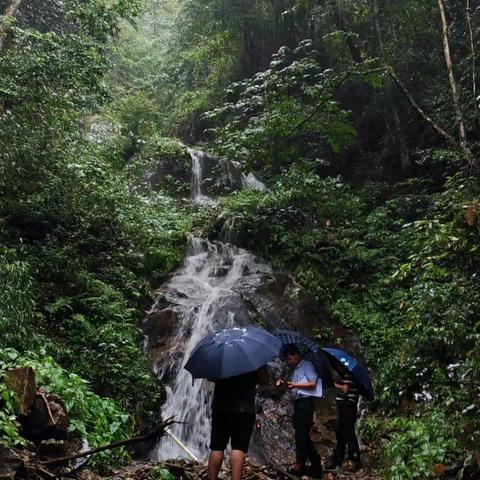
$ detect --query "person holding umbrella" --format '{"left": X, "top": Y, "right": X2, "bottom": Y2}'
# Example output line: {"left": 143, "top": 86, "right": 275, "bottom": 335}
{"left": 322, "top": 348, "right": 374, "bottom": 472}
{"left": 184, "top": 326, "right": 281, "bottom": 480}
{"left": 209, "top": 367, "right": 269, "bottom": 480}
{"left": 277, "top": 344, "right": 324, "bottom": 479}
{"left": 327, "top": 363, "right": 362, "bottom": 471}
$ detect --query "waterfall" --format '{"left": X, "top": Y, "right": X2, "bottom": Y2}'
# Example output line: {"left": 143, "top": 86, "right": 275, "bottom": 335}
{"left": 188, "top": 147, "right": 215, "bottom": 205}
{"left": 241, "top": 172, "right": 267, "bottom": 192}
{"left": 153, "top": 147, "right": 272, "bottom": 460}
{"left": 154, "top": 238, "right": 272, "bottom": 460}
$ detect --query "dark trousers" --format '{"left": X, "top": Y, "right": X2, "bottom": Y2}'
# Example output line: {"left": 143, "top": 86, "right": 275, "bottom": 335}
{"left": 334, "top": 401, "right": 360, "bottom": 464}
{"left": 293, "top": 397, "right": 322, "bottom": 469}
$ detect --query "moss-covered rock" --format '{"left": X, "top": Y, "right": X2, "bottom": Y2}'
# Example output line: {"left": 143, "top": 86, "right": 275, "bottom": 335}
{"left": 132, "top": 136, "right": 192, "bottom": 197}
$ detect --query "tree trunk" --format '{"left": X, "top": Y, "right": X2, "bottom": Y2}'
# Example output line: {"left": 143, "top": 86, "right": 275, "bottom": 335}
{"left": 437, "top": 0, "right": 469, "bottom": 152}
{"left": 331, "top": 7, "right": 363, "bottom": 63}
{"left": 466, "top": 0, "right": 478, "bottom": 118}
{"left": 393, "top": 107, "right": 411, "bottom": 172}
{"left": 0, "top": 0, "right": 23, "bottom": 52}
{"left": 372, "top": 0, "right": 384, "bottom": 57}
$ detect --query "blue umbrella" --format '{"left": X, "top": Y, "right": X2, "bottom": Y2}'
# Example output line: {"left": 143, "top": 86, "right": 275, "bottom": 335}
{"left": 184, "top": 326, "right": 282, "bottom": 380}
{"left": 322, "top": 348, "right": 374, "bottom": 401}
{"left": 275, "top": 330, "right": 333, "bottom": 388}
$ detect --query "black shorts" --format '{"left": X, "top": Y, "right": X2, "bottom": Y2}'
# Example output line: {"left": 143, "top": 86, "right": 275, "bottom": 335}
{"left": 209, "top": 411, "right": 255, "bottom": 453}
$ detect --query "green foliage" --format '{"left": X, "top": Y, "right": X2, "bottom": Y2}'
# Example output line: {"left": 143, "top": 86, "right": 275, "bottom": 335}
{"left": 359, "top": 412, "right": 460, "bottom": 479}
{"left": 383, "top": 413, "right": 459, "bottom": 480}
{"left": 0, "top": 348, "right": 132, "bottom": 465}
{"left": 0, "top": 350, "right": 27, "bottom": 447}
{"left": 205, "top": 42, "right": 357, "bottom": 174}
{"left": 203, "top": 160, "right": 480, "bottom": 462}
{"left": 148, "top": 466, "right": 176, "bottom": 480}
{"left": 0, "top": 249, "right": 43, "bottom": 349}
{"left": 0, "top": 0, "right": 191, "bottom": 466}
{"left": 125, "top": 135, "right": 192, "bottom": 197}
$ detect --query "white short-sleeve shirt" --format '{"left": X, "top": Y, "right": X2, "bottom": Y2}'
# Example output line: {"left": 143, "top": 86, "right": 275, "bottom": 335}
{"left": 292, "top": 359, "right": 323, "bottom": 399}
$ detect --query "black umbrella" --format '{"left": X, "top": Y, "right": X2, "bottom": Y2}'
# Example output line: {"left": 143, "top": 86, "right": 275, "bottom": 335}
{"left": 275, "top": 330, "right": 333, "bottom": 388}
{"left": 322, "top": 348, "right": 374, "bottom": 401}
{"left": 184, "top": 326, "right": 282, "bottom": 380}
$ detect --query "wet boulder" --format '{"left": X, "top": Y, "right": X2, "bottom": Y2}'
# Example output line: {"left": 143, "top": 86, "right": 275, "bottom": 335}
{"left": 20, "top": 392, "right": 69, "bottom": 442}
{"left": 136, "top": 137, "right": 192, "bottom": 196}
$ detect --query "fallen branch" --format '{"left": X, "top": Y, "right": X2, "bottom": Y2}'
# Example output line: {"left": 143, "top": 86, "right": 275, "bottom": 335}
{"left": 290, "top": 65, "right": 458, "bottom": 150}
{"left": 40, "top": 418, "right": 176, "bottom": 466}
{"left": 37, "top": 392, "right": 56, "bottom": 426}
{"left": 383, "top": 66, "right": 457, "bottom": 146}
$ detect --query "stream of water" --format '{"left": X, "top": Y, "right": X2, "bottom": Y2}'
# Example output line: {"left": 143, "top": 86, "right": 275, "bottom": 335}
{"left": 154, "top": 148, "right": 270, "bottom": 459}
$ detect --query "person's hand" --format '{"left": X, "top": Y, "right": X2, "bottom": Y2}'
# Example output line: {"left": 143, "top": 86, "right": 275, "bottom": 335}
{"left": 287, "top": 382, "right": 295, "bottom": 389}
{"left": 334, "top": 382, "right": 349, "bottom": 395}
{"left": 276, "top": 379, "right": 288, "bottom": 389}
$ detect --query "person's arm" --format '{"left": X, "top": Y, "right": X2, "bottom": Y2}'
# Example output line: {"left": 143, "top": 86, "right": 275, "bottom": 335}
{"left": 334, "top": 382, "right": 349, "bottom": 395}
{"left": 287, "top": 379, "right": 316, "bottom": 389}
{"left": 288, "top": 361, "right": 318, "bottom": 389}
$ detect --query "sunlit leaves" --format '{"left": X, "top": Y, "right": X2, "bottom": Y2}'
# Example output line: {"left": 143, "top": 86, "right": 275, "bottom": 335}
{"left": 204, "top": 42, "right": 357, "bottom": 172}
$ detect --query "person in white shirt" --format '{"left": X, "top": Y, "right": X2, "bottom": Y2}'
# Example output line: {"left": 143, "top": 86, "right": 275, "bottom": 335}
{"left": 276, "top": 344, "right": 323, "bottom": 478}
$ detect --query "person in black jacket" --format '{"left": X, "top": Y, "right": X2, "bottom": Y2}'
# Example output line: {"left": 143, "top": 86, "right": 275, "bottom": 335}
{"left": 208, "top": 367, "right": 269, "bottom": 480}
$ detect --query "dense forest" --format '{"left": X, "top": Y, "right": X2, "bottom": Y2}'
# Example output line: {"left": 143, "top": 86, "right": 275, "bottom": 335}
{"left": 1, "top": 0, "right": 479, "bottom": 479}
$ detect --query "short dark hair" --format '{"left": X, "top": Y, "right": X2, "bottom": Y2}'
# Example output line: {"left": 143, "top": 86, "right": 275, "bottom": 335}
{"left": 283, "top": 343, "right": 300, "bottom": 356}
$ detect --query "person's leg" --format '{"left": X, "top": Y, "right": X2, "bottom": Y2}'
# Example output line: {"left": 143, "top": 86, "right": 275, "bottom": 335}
{"left": 329, "top": 402, "right": 347, "bottom": 468}
{"left": 306, "top": 437, "right": 323, "bottom": 476}
{"left": 230, "top": 413, "right": 255, "bottom": 480}
{"left": 344, "top": 403, "right": 361, "bottom": 468}
{"left": 230, "top": 449, "right": 245, "bottom": 480}
{"left": 291, "top": 399, "right": 310, "bottom": 475}
{"left": 303, "top": 399, "right": 322, "bottom": 477}
{"left": 209, "top": 412, "right": 230, "bottom": 480}
{"left": 208, "top": 450, "right": 225, "bottom": 480}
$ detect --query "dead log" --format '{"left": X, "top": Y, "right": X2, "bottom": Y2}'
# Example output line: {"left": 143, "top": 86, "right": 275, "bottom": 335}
{"left": 40, "top": 418, "right": 176, "bottom": 466}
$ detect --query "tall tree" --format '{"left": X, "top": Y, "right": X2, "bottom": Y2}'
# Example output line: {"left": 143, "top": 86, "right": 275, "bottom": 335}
{"left": 437, "top": 0, "right": 469, "bottom": 154}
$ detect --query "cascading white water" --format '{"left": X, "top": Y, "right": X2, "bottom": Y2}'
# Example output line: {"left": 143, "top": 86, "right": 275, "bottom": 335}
{"left": 188, "top": 147, "right": 216, "bottom": 205}
{"left": 154, "top": 238, "right": 272, "bottom": 460}
{"left": 241, "top": 172, "right": 267, "bottom": 192}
